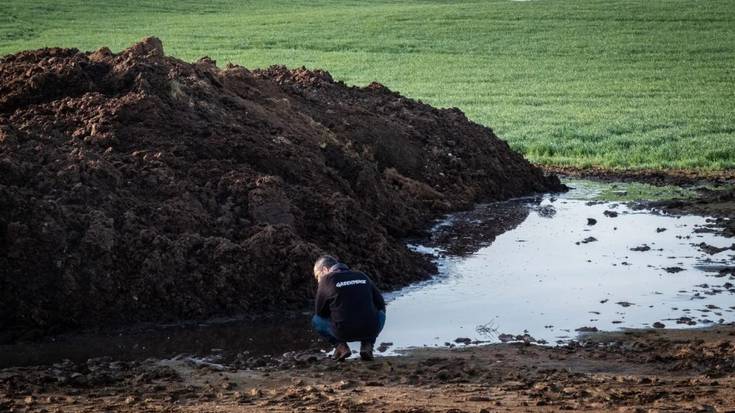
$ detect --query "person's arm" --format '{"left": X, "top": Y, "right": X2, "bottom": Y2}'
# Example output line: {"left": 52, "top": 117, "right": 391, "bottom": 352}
{"left": 315, "top": 280, "right": 331, "bottom": 318}
{"left": 370, "top": 279, "right": 386, "bottom": 312}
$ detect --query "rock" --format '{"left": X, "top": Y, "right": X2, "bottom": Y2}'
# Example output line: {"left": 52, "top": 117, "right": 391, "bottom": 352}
{"left": 587, "top": 218, "right": 597, "bottom": 225}
{"left": 454, "top": 337, "right": 472, "bottom": 345}
{"left": 652, "top": 322, "right": 665, "bottom": 328}
{"left": 603, "top": 210, "right": 619, "bottom": 218}
{"left": 575, "top": 326, "right": 598, "bottom": 333}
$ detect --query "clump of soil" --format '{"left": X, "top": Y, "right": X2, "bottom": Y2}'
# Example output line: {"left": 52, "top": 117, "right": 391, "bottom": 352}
{"left": 0, "top": 37, "right": 562, "bottom": 336}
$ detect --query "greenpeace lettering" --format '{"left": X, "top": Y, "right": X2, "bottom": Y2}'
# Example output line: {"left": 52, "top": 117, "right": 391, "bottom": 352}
{"left": 335, "top": 279, "right": 367, "bottom": 288}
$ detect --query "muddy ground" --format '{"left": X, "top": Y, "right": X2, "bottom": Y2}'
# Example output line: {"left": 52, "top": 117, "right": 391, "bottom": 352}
{"left": 0, "top": 37, "right": 562, "bottom": 337}
{"left": 544, "top": 166, "right": 735, "bottom": 187}
{"left": 2, "top": 325, "right": 734, "bottom": 412}
{"left": 644, "top": 186, "right": 735, "bottom": 240}
{"left": 1, "top": 183, "right": 734, "bottom": 412}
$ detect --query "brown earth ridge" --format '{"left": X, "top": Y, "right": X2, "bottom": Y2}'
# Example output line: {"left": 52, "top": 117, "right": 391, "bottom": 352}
{"left": 0, "top": 37, "right": 562, "bottom": 336}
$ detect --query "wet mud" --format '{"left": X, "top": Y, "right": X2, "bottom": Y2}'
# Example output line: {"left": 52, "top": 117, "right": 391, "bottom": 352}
{"left": 2, "top": 326, "right": 734, "bottom": 412}
{"left": 0, "top": 315, "right": 318, "bottom": 369}
{"left": 645, "top": 187, "right": 735, "bottom": 239}
{"left": 0, "top": 37, "right": 562, "bottom": 337}
{"left": 545, "top": 165, "right": 735, "bottom": 187}
{"left": 415, "top": 197, "right": 533, "bottom": 257}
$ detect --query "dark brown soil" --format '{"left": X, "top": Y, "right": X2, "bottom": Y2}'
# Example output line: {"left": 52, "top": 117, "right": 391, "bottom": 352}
{"left": 0, "top": 37, "right": 562, "bottom": 337}
{"left": 2, "top": 326, "right": 733, "bottom": 412}
{"left": 544, "top": 165, "right": 735, "bottom": 187}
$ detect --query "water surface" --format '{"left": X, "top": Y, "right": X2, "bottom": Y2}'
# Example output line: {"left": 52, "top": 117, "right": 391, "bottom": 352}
{"left": 384, "top": 181, "right": 734, "bottom": 349}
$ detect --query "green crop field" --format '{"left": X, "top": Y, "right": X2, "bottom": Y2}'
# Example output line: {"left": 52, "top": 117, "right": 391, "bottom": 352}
{"left": 1, "top": 0, "right": 734, "bottom": 171}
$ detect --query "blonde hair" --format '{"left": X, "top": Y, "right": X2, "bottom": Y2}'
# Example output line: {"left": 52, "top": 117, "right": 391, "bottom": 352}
{"left": 313, "top": 255, "right": 338, "bottom": 279}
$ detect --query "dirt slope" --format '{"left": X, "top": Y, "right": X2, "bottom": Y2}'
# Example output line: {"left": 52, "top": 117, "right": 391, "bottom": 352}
{"left": 0, "top": 37, "right": 562, "bottom": 335}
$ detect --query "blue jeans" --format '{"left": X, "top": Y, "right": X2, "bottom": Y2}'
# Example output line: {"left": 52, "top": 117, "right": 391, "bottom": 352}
{"left": 312, "top": 311, "right": 386, "bottom": 345}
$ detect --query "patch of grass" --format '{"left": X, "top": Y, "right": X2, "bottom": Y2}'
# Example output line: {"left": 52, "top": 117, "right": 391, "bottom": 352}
{"left": 595, "top": 182, "right": 696, "bottom": 202}
{"left": 563, "top": 179, "right": 697, "bottom": 202}
{"left": 1, "top": 0, "right": 734, "bottom": 171}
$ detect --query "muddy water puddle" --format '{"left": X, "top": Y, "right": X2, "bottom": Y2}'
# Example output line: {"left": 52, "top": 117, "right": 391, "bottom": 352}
{"left": 387, "top": 180, "right": 734, "bottom": 349}
{"left": 2, "top": 180, "right": 733, "bottom": 367}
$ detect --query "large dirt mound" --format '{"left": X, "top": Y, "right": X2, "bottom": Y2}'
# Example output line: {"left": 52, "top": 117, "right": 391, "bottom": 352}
{"left": 0, "top": 37, "right": 562, "bottom": 335}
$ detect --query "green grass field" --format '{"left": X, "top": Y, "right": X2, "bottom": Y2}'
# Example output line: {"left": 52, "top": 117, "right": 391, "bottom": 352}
{"left": 2, "top": 0, "right": 734, "bottom": 171}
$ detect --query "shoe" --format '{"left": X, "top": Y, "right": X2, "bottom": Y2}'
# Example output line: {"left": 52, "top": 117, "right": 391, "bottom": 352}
{"left": 333, "top": 342, "right": 351, "bottom": 361}
{"left": 359, "top": 342, "right": 374, "bottom": 361}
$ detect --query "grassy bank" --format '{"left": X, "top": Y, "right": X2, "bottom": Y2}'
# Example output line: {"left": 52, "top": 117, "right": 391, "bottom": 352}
{"left": 1, "top": 0, "right": 734, "bottom": 170}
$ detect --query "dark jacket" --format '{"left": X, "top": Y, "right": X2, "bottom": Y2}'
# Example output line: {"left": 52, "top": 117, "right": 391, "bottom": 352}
{"left": 315, "top": 263, "right": 386, "bottom": 341}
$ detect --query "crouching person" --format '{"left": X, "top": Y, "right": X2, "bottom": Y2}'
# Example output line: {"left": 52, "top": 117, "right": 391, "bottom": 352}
{"left": 311, "top": 255, "right": 386, "bottom": 361}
